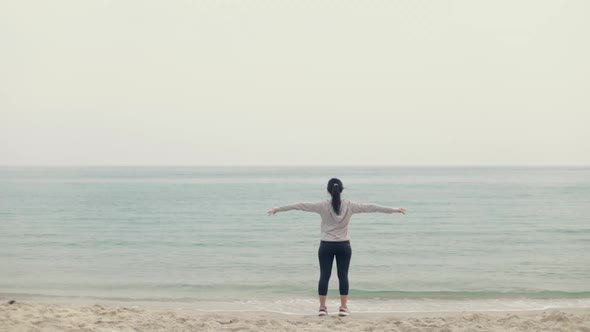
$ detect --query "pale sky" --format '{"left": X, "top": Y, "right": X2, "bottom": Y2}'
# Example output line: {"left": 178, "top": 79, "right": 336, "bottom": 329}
{"left": 1, "top": 0, "right": 588, "bottom": 166}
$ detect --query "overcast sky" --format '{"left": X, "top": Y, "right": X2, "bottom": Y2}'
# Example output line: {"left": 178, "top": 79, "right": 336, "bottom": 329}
{"left": 1, "top": 0, "right": 588, "bottom": 166}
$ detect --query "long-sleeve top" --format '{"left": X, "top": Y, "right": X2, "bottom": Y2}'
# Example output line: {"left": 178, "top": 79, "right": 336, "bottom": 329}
{"left": 274, "top": 199, "right": 402, "bottom": 242}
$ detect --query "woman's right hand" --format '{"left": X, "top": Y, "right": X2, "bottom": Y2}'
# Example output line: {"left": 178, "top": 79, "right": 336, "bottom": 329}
{"left": 399, "top": 208, "right": 406, "bottom": 215}
{"left": 267, "top": 208, "right": 277, "bottom": 216}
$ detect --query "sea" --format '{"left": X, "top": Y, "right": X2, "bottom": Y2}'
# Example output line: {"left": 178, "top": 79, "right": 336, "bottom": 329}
{"left": 1, "top": 166, "right": 589, "bottom": 314}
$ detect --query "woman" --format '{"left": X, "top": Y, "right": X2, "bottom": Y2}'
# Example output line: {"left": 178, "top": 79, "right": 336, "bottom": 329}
{"left": 267, "top": 178, "right": 406, "bottom": 316}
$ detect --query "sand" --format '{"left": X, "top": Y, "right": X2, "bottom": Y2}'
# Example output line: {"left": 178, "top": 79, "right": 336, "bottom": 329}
{"left": 1, "top": 301, "right": 590, "bottom": 332}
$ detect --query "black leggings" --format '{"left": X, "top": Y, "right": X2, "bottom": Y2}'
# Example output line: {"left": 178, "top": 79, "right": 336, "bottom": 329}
{"left": 318, "top": 240, "right": 352, "bottom": 296}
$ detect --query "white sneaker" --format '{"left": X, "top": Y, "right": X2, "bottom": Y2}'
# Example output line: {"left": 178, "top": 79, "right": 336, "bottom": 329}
{"left": 318, "top": 306, "right": 328, "bottom": 316}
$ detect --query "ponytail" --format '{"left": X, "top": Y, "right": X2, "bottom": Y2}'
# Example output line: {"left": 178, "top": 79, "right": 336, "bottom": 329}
{"left": 327, "top": 178, "right": 343, "bottom": 215}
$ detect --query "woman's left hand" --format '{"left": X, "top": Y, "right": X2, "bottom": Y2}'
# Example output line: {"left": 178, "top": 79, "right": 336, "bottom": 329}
{"left": 267, "top": 209, "right": 277, "bottom": 216}
{"left": 399, "top": 208, "right": 406, "bottom": 215}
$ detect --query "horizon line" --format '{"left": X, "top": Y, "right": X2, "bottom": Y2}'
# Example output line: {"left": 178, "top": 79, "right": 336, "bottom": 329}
{"left": 0, "top": 164, "right": 589, "bottom": 168}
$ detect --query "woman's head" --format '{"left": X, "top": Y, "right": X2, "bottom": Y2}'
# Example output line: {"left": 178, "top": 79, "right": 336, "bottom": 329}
{"left": 327, "top": 178, "right": 343, "bottom": 215}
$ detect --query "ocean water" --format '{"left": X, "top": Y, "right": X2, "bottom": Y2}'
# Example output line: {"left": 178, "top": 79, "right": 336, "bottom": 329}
{"left": 1, "top": 166, "right": 589, "bottom": 314}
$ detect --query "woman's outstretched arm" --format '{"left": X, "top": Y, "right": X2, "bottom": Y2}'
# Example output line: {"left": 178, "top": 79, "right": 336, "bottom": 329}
{"left": 350, "top": 202, "right": 406, "bottom": 215}
{"left": 267, "top": 202, "right": 324, "bottom": 215}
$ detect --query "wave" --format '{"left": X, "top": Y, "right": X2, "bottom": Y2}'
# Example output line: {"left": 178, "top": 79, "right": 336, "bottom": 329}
{"left": 3, "top": 288, "right": 590, "bottom": 303}
{"left": 347, "top": 289, "right": 590, "bottom": 300}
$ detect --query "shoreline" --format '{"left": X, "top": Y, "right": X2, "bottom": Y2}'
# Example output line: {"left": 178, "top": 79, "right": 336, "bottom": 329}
{"left": 3, "top": 292, "right": 590, "bottom": 316}
{"left": 2, "top": 301, "right": 589, "bottom": 332}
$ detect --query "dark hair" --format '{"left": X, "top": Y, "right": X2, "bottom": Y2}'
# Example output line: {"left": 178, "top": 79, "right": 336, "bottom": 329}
{"left": 327, "top": 178, "right": 343, "bottom": 215}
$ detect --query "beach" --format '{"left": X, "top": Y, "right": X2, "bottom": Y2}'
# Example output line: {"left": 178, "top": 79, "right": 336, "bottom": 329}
{"left": 2, "top": 301, "right": 590, "bottom": 332}
{"left": 1, "top": 167, "right": 589, "bottom": 330}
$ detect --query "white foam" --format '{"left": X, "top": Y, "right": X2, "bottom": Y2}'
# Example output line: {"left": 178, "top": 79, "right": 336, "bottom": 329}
{"left": 166, "top": 298, "right": 590, "bottom": 315}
